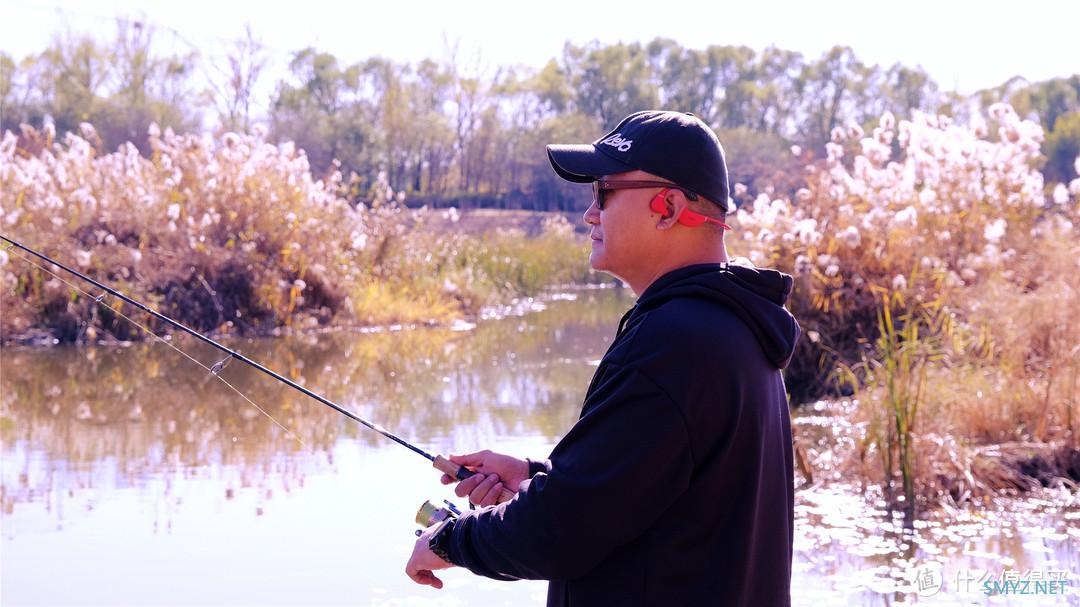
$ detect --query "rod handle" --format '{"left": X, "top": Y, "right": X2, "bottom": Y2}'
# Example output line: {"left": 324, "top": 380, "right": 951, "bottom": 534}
{"left": 433, "top": 455, "right": 516, "bottom": 504}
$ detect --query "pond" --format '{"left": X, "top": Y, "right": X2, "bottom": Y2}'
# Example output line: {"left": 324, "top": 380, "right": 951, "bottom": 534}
{"left": 1, "top": 288, "right": 1077, "bottom": 606}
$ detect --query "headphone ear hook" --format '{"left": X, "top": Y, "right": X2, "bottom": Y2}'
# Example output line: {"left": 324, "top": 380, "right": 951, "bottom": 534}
{"left": 650, "top": 188, "right": 672, "bottom": 218}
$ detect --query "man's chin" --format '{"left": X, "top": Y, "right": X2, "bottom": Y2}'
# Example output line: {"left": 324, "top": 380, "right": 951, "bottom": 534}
{"left": 588, "top": 251, "right": 607, "bottom": 272}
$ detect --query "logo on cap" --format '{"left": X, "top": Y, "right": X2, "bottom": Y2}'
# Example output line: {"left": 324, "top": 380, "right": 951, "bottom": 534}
{"left": 599, "top": 133, "right": 632, "bottom": 152}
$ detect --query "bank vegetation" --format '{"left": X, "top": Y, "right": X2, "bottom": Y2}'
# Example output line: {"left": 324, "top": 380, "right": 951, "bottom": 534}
{"left": 0, "top": 123, "right": 593, "bottom": 345}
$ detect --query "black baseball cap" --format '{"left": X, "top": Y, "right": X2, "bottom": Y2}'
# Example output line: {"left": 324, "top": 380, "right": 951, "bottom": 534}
{"left": 546, "top": 110, "right": 735, "bottom": 213}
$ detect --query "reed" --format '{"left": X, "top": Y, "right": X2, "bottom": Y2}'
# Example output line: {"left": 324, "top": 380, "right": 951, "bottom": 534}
{"left": 735, "top": 105, "right": 1080, "bottom": 506}
{"left": 838, "top": 287, "right": 948, "bottom": 523}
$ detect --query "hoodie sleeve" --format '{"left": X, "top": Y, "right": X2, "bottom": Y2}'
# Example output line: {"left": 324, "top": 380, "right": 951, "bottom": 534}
{"left": 446, "top": 362, "right": 694, "bottom": 581}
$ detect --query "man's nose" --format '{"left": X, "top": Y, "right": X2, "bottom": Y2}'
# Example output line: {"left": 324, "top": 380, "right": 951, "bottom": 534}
{"left": 583, "top": 200, "right": 600, "bottom": 225}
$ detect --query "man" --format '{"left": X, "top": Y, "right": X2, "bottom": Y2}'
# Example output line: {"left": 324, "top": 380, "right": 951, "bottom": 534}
{"left": 406, "top": 110, "right": 800, "bottom": 606}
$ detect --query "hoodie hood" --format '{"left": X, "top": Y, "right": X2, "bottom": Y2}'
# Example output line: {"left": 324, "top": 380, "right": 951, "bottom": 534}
{"left": 634, "top": 263, "right": 801, "bottom": 369}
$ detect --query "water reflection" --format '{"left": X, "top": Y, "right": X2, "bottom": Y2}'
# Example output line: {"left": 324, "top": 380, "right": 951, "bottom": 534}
{"left": 1, "top": 289, "right": 632, "bottom": 606}
{"left": 2, "top": 290, "right": 630, "bottom": 465}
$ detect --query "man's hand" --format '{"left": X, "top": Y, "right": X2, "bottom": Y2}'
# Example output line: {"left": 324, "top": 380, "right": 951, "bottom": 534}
{"left": 405, "top": 523, "right": 455, "bottom": 589}
{"left": 440, "top": 450, "right": 529, "bottom": 507}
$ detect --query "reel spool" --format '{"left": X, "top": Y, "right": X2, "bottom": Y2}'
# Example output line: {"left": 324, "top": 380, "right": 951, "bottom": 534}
{"left": 415, "top": 499, "right": 462, "bottom": 536}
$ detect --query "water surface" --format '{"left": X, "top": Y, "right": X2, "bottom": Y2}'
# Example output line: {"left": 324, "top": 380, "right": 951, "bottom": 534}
{"left": 1, "top": 288, "right": 1076, "bottom": 606}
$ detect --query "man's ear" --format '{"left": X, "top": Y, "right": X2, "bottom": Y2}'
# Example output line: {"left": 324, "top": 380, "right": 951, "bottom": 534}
{"left": 654, "top": 189, "right": 688, "bottom": 230}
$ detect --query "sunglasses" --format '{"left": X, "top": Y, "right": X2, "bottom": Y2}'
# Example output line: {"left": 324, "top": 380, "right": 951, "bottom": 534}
{"left": 592, "top": 180, "right": 732, "bottom": 230}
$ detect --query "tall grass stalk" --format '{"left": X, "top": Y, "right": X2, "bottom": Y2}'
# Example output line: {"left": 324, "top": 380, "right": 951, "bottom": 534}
{"left": 838, "top": 286, "right": 949, "bottom": 524}
{"left": 877, "top": 295, "right": 928, "bottom": 525}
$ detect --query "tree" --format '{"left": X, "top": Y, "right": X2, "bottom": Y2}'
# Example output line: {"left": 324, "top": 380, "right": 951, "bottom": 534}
{"left": 442, "top": 44, "right": 501, "bottom": 194}
{"left": 1044, "top": 111, "right": 1080, "bottom": 184}
{"left": 100, "top": 18, "right": 200, "bottom": 151}
{"left": 1, "top": 21, "right": 198, "bottom": 152}
{"left": 878, "top": 64, "right": 940, "bottom": 120}
{"left": 36, "top": 31, "right": 112, "bottom": 132}
{"left": 270, "top": 48, "right": 368, "bottom": 176}
{"left": 208, "top": 24, "right": 268, "bottom": 133}
{"left": 743, "top": 46, "right": 803, "bottom": 135}
{"left": 564, "top": 41, "right": 657, "bottom": 128}
{"left": 531, "top": 59, "right": 572, "bottom": 116}
{"left": 411, "top": 59, "right": 455, "bottom": 195}
{"left": 0, "top": 53, "right": 14, "bottom": 117}
{"left": 704, "top": 45, "right": 759, "bottom": 130}
{"left": 1010, "top": 76, "right": 1080, "bottom": 135}
{"left": 796, "top": 46, "right": 873, "bottom": 150}
{"left": 0, "top": 52, "right": 34, "bottom": 132}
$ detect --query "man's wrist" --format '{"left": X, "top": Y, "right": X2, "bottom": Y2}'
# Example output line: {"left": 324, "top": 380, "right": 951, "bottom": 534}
{"left": 427, "top": 518, "right": 456, "bottom": 564}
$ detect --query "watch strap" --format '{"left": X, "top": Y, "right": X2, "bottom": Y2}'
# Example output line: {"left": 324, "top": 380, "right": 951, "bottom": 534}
{"left": 428, "top": 519, "right": 455, "bottom": 563}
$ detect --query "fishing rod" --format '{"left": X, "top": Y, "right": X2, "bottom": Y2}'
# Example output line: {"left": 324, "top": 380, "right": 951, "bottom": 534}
{"left": 1, "top": 234, "right": 514, "bottom": 508}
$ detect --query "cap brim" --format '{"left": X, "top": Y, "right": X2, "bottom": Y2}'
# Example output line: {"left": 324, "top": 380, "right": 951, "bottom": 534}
{"left": 546, "top": 144, "right": 635, "bottom": 183}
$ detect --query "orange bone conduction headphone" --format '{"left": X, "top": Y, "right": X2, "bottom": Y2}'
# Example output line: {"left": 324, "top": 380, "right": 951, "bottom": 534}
{"left": 650, "top": 189, "right": 732, "bottom": 230}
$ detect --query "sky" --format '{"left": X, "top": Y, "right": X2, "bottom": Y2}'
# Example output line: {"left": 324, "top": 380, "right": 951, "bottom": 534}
{"left": 2, "top": 0, "right": 1078, "bottom": 96}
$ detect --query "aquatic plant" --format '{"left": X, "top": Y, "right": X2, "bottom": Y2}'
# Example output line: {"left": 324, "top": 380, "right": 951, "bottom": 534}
{"left": 836, "top": 290, "right": 946, "bottom": 523}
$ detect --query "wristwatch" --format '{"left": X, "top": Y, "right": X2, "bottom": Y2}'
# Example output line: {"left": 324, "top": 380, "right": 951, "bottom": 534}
{"left": 428, "top": 519, "right": 456, "bottom": 563}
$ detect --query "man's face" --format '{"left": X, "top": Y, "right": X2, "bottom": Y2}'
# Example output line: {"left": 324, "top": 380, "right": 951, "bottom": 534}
{"left": 582, "top": 170, "right": 664, "bottom": 282}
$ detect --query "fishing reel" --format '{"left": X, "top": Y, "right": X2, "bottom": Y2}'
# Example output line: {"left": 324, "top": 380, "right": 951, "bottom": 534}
{"left": 414, "top": 499, "right": 462, "bottom": 536}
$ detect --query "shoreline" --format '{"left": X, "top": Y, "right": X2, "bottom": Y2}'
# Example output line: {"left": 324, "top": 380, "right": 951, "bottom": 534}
{"left": 0, "top": 282, "right": 623, "bottom": 350}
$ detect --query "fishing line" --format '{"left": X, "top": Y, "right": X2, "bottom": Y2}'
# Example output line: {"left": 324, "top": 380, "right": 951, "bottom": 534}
{"left": 0, "top": 235, "right": 438, "bottom": 458}
{"left": 2, "top": 234, "right": 517, "bottom": 500}
{"left": 4, "top": 243, "right": 305, "bottom": 446}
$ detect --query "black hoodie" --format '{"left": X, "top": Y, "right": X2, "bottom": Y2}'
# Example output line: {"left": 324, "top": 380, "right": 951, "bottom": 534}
{"left": 447, "top": 263, "right": 801, "bottom": 607}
